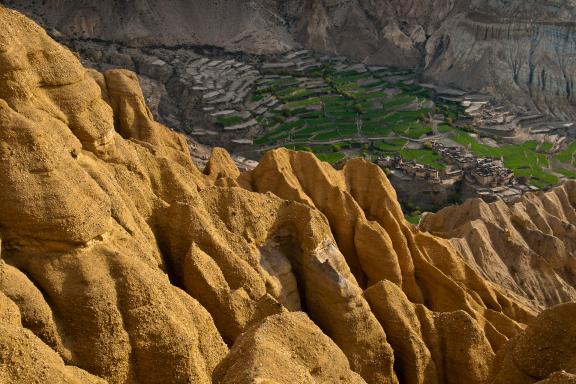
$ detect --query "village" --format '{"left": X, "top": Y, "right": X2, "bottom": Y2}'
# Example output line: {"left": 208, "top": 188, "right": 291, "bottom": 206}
{"left": 377, "top": 141, "right": 537, "bottom": 205}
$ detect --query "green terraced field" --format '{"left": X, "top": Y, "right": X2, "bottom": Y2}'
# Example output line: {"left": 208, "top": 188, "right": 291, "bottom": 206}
{"left": 373, "top": 139, "right": 407, "bottom": 152}
{"left": 538, "top": 141, "right": 554, "bottom": 153}
{"left": 217, "top": 115, "right": 244, "bottom": 126}
{"left": 282, "top": 143, "right": 353, "bottom": 164}
{"left": 315, "top": 152, "right": 346, "bottom": 164}
{"left": 253, "top": 66, "right": 434, "bottom": 147}
{"left": 554, "top": 140, "right": 576, "bottom": 165}
{"left": 250, "top": 61, "right": 576, "bottom": 188}
{"left": 556, "top": 168, "right": 576, "bottom": 178}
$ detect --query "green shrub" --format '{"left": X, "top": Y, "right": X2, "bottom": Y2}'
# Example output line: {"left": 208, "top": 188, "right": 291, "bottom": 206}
{"left": 461, "top": 124, "right": 478, "bottom": 133}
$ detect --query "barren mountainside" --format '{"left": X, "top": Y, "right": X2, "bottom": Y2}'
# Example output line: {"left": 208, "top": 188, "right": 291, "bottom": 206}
{"left": 2, "top": 0, "right": 296, "bottom": 53}
{"left": 1, "top": 7, "right": 576, "bottom": 384}
{"left": 6, "top": 0, "right": 576, "bottom": 118}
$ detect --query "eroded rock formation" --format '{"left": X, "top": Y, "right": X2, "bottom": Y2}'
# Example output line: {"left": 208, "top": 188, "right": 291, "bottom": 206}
{"left": 492, "top": 303, "right": 576, "bottom": 384}
{"left": 421, "top": 182, "right": 576, "bottom": 308}
{"left": 0, "top": 7, "right": 575, "bottom": 384}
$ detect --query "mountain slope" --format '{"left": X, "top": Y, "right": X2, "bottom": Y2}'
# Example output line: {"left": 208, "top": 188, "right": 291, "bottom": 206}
{"left": 2, "top": 0, "right": 295, "bottom": 53}
{"left": 6, "top": 0, "right": 576, "bottom": 118}
{"left": 0, "top": 7, "right": 575, "bottom": 384}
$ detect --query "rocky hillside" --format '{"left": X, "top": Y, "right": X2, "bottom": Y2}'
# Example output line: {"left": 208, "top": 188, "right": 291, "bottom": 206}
{"left": 1, "top": 0, "right": 296, "bottom": 53}
{"left": 424, "top": 2, "right": 576, "bottom": 119}
{"left": 5, "top": 0, "right": 576, "bottom": 119}
{"left": 1, "top": 7, "right": 576, "bottom": 384}
{"left": 421, "top": 182, "right": 576, "bottom": 309}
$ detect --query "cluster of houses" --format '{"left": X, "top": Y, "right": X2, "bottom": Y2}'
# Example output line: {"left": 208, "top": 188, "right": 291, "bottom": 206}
{"left": 421, "top": 83, "right": 520, "bottom": 137}
{"left": 378, "top": 156, "right": 442, "bottom": 182}
{"left": 459, "top": 96, "right": 573, "bottom": 138}
{"left": 376, "top": 142, "right": 538, "bottom": 204}
{"left": 432, "top": 142, "right": 515, "bottom": 187}
{"left": 469, "top": 157, "right": 515, "bottom": 186}
{"left": 465, "top": 102, "right": 519, "bottom": 137}
{"left": 377, "top": 142, "right": 515, "bottom": 191}
{"left": 424, "top": 82, "right": 576, "bottom": 150}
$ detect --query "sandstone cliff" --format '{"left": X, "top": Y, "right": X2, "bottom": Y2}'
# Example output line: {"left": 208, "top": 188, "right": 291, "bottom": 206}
{"left": 0, "top": 7, "right": 575, "bottom": 384}
{"left": 420, "top": 182, "right": 576, "bottom": 309}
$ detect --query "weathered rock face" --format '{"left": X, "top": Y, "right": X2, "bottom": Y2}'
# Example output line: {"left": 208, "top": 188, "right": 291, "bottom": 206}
{"left": 3, "top": 0, "right": 456, "bottom": 67}
{"left": 420, "top": 182, "right": 576, "bottom": 309}
{"left": 282, "top": 0, "right": 456, "bottom": 68}
{"left": 1, "top": 8, "right": 576, "bottom": 384}
{"left": 213, "top": 312, "right": 367, "bottom": 384}
{"left": 0, "top": 291, "right": 107, "bottom": 384}
{"left": 492, "top": 303, "right": 576, "bottom": 384}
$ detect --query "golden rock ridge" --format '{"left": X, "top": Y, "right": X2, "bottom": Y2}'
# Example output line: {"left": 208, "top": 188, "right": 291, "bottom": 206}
{"left": 421, "top": 183, "right": 576, "bottom": 308}
{"left": 0, "top": 7, "right": 574, "bottom": 384}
